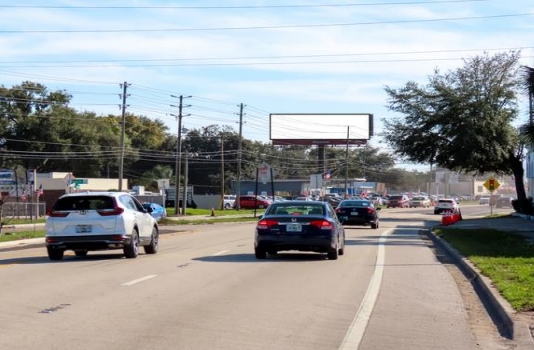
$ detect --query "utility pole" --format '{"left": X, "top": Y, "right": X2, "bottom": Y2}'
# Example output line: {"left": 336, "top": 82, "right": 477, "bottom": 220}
{"left": 170, "top": 95, "right": 190, "bottom": 215}
{"left": 220, "top": 135, "right": 225, "bottom": 210}
{"left": 182, "top": 150, "right": 189, "bottom": 216}
{"left": 236, "top": 103, "right": 244, "bottom": 210}
{"left": 344, "top": 126, "right": 350, "bottom": 198}
{"left": 118, "top": 81, "right": 129, "bottom": 192}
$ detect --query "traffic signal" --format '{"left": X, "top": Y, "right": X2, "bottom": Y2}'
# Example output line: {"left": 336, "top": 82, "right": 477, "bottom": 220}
{"left": 488, "top": 178, "right": 495, "bottom": 191}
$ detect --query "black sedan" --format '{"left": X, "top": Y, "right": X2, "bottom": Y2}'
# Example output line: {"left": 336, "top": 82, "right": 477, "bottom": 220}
{"left": 335, "top": 199, "right": 380, "bottom": 229}
{"left": 254, "top": 201, "right": 345, "bottom": 260}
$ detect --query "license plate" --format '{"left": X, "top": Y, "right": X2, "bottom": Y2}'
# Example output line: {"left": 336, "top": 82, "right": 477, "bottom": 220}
{"left": 76, "top": 225, "right": 92, "bottom": 233}
{"left": 286, "top": 223, "right": 302, "bottom": 232}
{"left": 350, "top": 211, "right": 359, "bottom": 216}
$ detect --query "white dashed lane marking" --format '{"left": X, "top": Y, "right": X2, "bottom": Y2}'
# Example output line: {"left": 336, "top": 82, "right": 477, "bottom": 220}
{"left": 121, "top": 275, "right": 158, "bottom": 286}
{"left": 212, "top": 250, "right": 229, "bottom": 256}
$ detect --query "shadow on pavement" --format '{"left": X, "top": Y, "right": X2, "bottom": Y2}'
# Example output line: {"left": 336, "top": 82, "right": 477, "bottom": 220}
{"left": 193, "top": 252, "right": 330, "bottom": 263}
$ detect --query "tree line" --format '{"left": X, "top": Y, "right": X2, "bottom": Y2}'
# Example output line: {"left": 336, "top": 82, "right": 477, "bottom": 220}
{"left": 0, "top": 81, "right": 414, "bottom": 194}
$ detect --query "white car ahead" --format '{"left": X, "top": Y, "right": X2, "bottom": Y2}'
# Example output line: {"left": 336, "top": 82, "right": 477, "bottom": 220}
{"left": 45, "top": 192, "right": 159, "bottom": 260}
{"left": 434, "top": 198, "right": 460, "bottom": 214}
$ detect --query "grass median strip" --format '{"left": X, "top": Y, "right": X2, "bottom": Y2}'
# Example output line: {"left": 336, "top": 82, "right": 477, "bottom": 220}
{"left": 0, "top": 230, "right": 45, "bottom": 243}
{"left": 434, "top": 227, "right": 534, "bottom": 312}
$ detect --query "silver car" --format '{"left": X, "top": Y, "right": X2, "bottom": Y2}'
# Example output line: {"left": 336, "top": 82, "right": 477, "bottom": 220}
{"left": 45, "top": 192, "right": 159, "bottom": 260}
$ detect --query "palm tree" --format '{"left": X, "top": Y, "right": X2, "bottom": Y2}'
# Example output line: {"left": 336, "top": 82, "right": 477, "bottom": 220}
{"left": 520, "top": 66, "right": 534, "bottom": 140}
{"left": 518, "top": 66, "right": 534, "bottom": 213}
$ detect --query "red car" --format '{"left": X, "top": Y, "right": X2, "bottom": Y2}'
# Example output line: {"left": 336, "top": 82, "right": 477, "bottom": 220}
{"left": 234, "top": 195, "right": 272, "bottom": 209}
{"left": 386, "top": 195, "right": 410, "bottom": 208}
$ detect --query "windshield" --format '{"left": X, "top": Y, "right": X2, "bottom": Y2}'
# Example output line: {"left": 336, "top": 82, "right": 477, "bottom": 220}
{"left": 53, "top": 195, "right": 115, "bottom": 210}
{"left": 339, "top": 201, "right": 371, "bottom": 207}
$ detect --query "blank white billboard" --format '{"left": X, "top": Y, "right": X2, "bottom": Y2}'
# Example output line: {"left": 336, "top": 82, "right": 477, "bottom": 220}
{"left": 270, "top": 113, "right": 373, "bottom": 145}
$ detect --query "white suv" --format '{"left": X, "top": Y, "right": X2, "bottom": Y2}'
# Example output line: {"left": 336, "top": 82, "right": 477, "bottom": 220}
{"left": 434, "top": 198, "right": 460, "bottom": 214}
{"left": 223, "top": 195, "right": 236, "bottom": 209}
{"left": 45, "top": 192, "right": 159, "bottom": 260}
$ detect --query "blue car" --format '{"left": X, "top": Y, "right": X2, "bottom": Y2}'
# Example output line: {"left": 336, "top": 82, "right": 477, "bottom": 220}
{"left": 142, "top": 203, "right": 167, "bottom": 221}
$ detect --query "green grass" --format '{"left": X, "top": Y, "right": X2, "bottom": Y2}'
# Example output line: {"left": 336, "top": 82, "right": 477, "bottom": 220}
{"left": 1, "top": 218, "right": 46, "bottom": 225}
{"left": 0, "top": 230, "right": 45, "bottom": 242}
{"left": 167, "top": 208, "right": 264, "bottom": 216}
{"left": 434, "top": 227, "right": 534, "bottom": 312}
{"left": 160, "top": 216, "right": 260, "bottom": 225}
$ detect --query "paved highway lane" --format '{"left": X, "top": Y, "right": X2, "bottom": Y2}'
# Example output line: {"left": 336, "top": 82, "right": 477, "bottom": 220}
{"left": 0, "top": 211, "right": 506, "bottom": 350}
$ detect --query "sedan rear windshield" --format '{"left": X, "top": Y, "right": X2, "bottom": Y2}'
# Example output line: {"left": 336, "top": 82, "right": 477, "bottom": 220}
{"left": 438, "top": 200, "right": 455, "bottom": 204}
{"left": 53, "top": 196, "right": 115, "bottom": 211}
{"left": 269, "top": 205, "right": 324, "bottom": 215}
{"left": 339, "top": 201, "right": 371, "bottom": 207}
{"left": 389, "top": 196, "right": 404, "bottom": 200}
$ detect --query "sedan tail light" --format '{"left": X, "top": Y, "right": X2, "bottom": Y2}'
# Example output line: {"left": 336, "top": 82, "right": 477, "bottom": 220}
{"left": 366, "top": 207, "right": 376, "bottom": 215}
{"left": 310, "top": 220, "right": 333, "bottom": 230}
{"left": 257, "top": 219, "right": 278, "bottom": 229}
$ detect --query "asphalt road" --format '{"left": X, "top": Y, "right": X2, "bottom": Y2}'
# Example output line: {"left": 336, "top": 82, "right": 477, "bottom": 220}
{"left": 0, "top": 204, "right": 517, "bottom": 350}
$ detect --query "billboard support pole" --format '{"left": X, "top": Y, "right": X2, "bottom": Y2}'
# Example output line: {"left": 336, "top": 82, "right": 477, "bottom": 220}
{"left": 344, "top": 126, "right": 350, "bottom": 198}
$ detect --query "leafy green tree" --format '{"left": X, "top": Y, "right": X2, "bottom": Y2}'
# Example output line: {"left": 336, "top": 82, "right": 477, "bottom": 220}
{"left": 382, "top": 51, "right": 528, "bottom": 202}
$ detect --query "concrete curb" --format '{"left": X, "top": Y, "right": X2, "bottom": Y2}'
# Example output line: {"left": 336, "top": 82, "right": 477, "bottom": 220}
{"left": 423, "top": 228, "right": 534, "bottom": 348}
{"left": 0, "top": 237, "right": 44, "bottom": 252}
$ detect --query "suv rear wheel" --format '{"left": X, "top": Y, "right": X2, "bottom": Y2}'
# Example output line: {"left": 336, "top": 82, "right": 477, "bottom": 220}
{"left": 47, "top": 247, "right": 64, "bottom": 261}
{"left": 124, "top": 229, "right": 139, "bottom": 258}
{"left": 144, "top": 227, "right": 159, "bottom": 254}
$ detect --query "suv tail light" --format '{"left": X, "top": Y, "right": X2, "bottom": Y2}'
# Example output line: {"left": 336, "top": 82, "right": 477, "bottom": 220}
{"left": 310, "top": 220, "right": 333, "bottom": 230}
{"left": 257, "top": 219, "right": 278, "bottom": 229}
{"left": 97, "top": 207, "right": 124, "bottom": 216}
{"left": 47, "top": 209, "right": 70, "bottom": 217}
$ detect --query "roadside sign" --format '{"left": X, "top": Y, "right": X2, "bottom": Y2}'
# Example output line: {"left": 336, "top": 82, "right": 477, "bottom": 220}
{"left": 71, "top": 178, "right": 88, "bottom": 185}
{"left": 483, "top": 177, "right": 501, "bottom": 192}
{"left": 258, "top": 163, "right": 271, "bottom": 184}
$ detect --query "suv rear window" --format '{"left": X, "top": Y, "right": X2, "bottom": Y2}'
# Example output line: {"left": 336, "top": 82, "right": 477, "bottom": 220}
{"left": 389, "top": 195, "right": 404, "bottom": 200}
{"left": 53, "top": 196, "right": 115, "bottom": 211}
{"left": 438, "top": 199, "right": 455, "bottom": 204}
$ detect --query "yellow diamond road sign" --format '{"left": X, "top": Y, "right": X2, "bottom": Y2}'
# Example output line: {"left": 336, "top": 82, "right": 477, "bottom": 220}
{"left": 483, "top": 178, "right": 500, "bottom": 192}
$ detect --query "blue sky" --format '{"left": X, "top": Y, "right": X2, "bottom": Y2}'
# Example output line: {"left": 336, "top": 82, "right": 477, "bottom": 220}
{"left": 0, "top": 0, "right": 533, "bottom": 170}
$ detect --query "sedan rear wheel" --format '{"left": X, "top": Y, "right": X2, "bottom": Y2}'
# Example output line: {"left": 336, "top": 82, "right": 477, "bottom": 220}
{"left": 255, "top": 247, "right": 267, "bottom": 259}
{"left": 327, "top": 246, "right": 339, "bottom": 260}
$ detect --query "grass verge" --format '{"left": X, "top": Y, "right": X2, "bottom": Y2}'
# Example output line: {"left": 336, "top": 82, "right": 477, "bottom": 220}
{"left": 434, "top": 227, "right": 534, "bottom": 312}
{"left": 168, "top": 208, "right": 263, "bottom": 216}
{"left": 0, "top": 230, "right": 45, "bottom": 243}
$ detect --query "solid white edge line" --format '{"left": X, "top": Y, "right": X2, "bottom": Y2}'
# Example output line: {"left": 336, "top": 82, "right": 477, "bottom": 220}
{"left": 212, "top": 250, "right": 229, "bottom": 256}
{"left": 121, "top": 274, "right": 158, "bottom": 286}
{"left": 338, "top": 229, "right": 390, "bottom": 350}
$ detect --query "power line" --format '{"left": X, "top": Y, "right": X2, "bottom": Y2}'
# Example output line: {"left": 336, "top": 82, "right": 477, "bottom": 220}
{"left": 1, "top": 13, "right": 530, "bottom": 33}
{"left": 0, "top": 1, "right": 494, "bottom": 10}
{"left": 4, "top": 46, "right": 530, "bottom": 65}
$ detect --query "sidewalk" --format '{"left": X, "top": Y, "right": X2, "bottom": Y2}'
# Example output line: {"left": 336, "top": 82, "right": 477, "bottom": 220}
{"left": 425, "top": 212, "right": 534, "bottom": 348}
